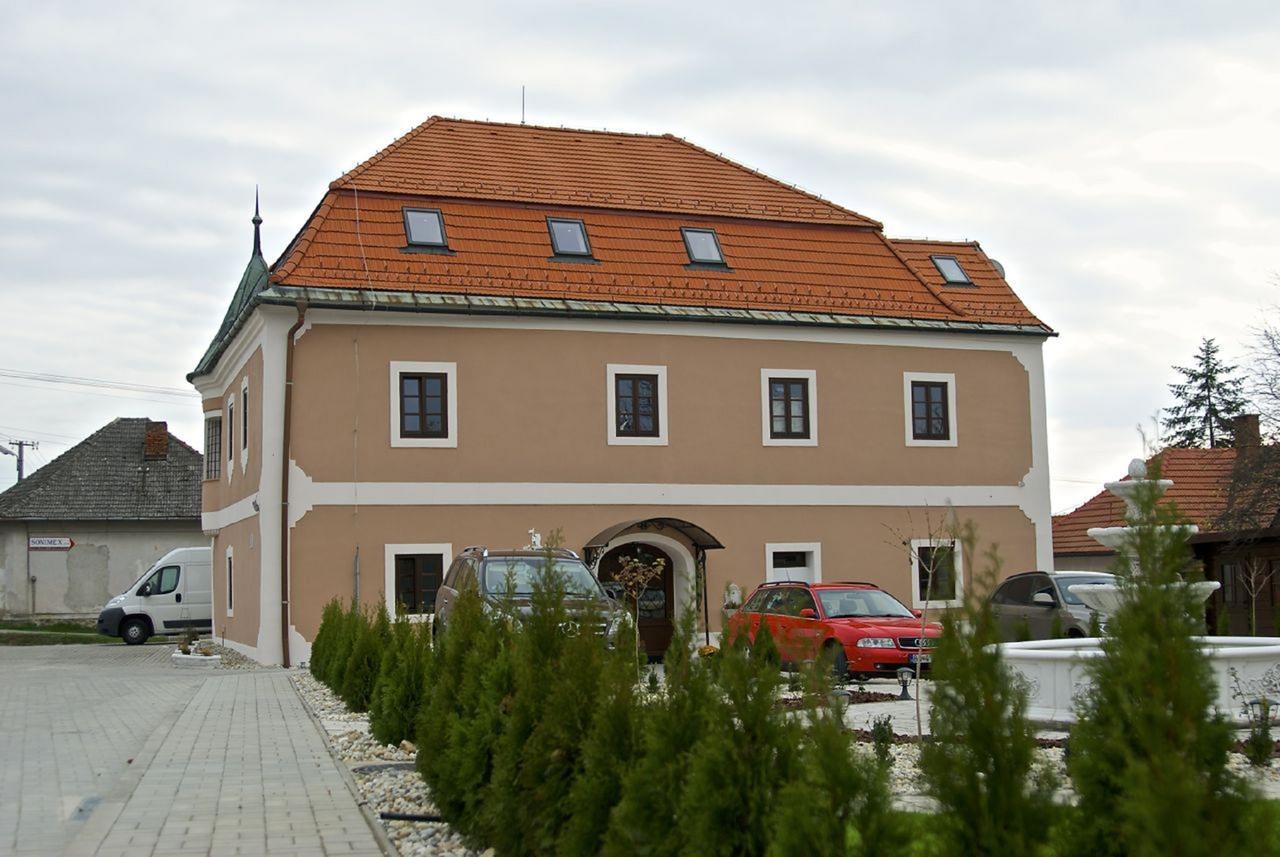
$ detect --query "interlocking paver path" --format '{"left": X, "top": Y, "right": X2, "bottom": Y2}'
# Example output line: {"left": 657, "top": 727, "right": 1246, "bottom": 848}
{"left": 0, "top": 645, "right": 383, "bottom": 856}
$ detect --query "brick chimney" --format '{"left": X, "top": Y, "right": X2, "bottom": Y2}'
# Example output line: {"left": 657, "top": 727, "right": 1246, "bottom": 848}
{"left": 1231, "top": 413, "right": 1261, "bottom": 448}
{"left": 143, "top": 421, "right": 169, "bottom": 460}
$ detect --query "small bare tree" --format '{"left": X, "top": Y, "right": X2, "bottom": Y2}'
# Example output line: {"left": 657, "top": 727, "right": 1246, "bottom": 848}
{"left": 612, "top": 552, "right": 667, "bottom": 664}
{"left": 1238, "top": 556, "right": 1275, "bottom": 636}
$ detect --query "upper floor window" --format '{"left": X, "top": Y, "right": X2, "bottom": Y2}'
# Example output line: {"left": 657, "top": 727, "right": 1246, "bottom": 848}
{"left": 390, "top": 361, "right": 458, "bottom": 448}
{"left": 931, "top": 255, "right": 972, "bottom": 285}
{"left": 400, "top": 373, "right": 448, "bottom": 438}
{"left": 761, "top": 369, "right": 816, "bottom": 446}
{"left": 240, "top": 379, "right": 250, "bottom": 453}
{"left": 681, "top": 228, "right": 725, "bottom": 265}
{"left": 547, "top": 218, "right": 592, "bottom": 257}
{"left": 606, "top": 364, "right": 668, "bottom": 446}
{"left": 403, "top": 208, "right": 448, "bottom": 247}
{"left": 226, "top": 399, "right": 235, "bottom": 471}
{"left": 903, "top": 372, "right": 957, "bottom": 447}
{"left": 204, "top": 414, "right": 222, "bottom": 480}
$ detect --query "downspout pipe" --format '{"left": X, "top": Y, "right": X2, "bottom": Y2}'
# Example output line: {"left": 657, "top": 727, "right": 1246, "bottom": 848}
{"left": 280, "top": 300, "right": 307, "bottom": 667}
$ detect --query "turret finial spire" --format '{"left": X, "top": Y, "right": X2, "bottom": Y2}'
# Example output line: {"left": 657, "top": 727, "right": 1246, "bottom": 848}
{"left": 252, "top": 186, "right": 263, "bottom": 257}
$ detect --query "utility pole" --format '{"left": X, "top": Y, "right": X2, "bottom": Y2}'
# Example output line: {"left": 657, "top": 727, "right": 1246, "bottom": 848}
{"left": 2, "top": 439, "right": 37, "bottom": 481}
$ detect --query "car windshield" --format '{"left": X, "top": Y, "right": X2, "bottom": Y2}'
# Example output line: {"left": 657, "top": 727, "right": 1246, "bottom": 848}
{"left": 816, "top": 588, "right": 914, "bottom": 619}
{"left": 1057, "top": 575, "right": 1113, "bottom": 606}
{"left": 482, "top": 556, "right": 602, "bottom": 598}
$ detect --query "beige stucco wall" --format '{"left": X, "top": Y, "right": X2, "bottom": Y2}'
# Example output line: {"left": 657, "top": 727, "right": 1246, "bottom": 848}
{"left": 289, "top": 323, "right": 1034, "bottom": 487}
{"left": 201, "top": 345, "right": 264, "bottom": 512}
{"left": 210, "top": 514, "right": 261, "bottom": 645}
{"left": 288, "top": 502, "right": 1036, "bottom": 642}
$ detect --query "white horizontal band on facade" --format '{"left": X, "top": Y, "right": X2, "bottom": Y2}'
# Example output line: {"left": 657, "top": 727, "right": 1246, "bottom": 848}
{"left": 278, "top": 463, "right": 1031, "bottom": 528}
{"left": 202, "top": 492, "right": 259, "bottom": 532}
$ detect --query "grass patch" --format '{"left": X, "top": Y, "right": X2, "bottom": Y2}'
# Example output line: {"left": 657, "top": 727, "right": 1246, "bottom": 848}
{"left": 0, "top": 631, "right": 114, "bottom": 646}
{"left": 0, "top": 619, "right": 97, "bottom": 634}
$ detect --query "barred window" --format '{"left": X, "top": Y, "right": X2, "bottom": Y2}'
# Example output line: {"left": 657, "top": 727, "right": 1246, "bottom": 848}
{"left": 204, "top": 416, "right": 222, "bottom": 480}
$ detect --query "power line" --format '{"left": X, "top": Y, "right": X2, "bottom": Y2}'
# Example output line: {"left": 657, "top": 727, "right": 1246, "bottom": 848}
{"left": 0, "top": 424, "right": 75, "bottom": 443}
{"left": 0, "top": 380, "right": 194, "bottom": 409}
{"left": 0, "top": 368, "right": 196, "bottom": 398}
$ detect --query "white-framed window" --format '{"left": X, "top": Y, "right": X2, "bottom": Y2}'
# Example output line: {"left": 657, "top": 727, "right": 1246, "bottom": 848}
{"left": 390, "top": 361, "right": 458, "bottom": 448}
{"left": 910, "top": 538, "right": 963, "bottom": 608}
{"left": 225, "top": 546, "right": 234, "bottom": 617}
{"left": 384, "top": 543, "right": 452, "bottom": 620}
{"left": 225, "top": 398, "right": 235, "bottom": 482}
{"left": 606, "top": 364, "right": 668, "bottom": 446}
{"left": 203, "top": 411, "right": 222, "bottom": 481}
{"left": 903, "top": 372, "right": 957, "bottom": 447}
{"left": 765, "top": 542, "right": 822, "bottom": 584}
{"left": 761, "top": 368, "right": 818, "bottom": 446}
{"left": 239, "top": 377, "right": 250, "bottom": 471}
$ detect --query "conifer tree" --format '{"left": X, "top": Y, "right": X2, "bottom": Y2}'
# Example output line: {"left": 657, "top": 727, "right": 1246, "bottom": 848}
{"left": 369, "top": 616, "right": 433, "bottom": 746}
{"left": 1065, "top": 471, "right": 1257, "bottom": 857}
{"left": 1162, "top": 337, "right": 1246, "bottom": 448}
{"left": 918, "top": 523, "right": 1055, "bottom": 856}
{"left": 339, "top": 604, "right": 389, "bottom": 712}
{"left": 322, "top": 599, "right": 357, "bottom": 689}
{"left": 309, "top": 598, "right": 344, "bottom": 682}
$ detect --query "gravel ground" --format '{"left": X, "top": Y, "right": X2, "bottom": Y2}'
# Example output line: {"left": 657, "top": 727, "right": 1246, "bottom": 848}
{"left": 208, "top": 642, "right": 270, "bottom": 670}
{"left": 292, "top": 670, "right": 478, "bottom": 855}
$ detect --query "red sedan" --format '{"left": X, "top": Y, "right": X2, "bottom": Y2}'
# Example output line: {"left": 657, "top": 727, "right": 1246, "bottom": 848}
{"left": 725, "top": 581, "right": 941, "bottom": 677}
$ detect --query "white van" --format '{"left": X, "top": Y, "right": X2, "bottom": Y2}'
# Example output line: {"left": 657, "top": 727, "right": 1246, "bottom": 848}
{"left": 96, "top": 546, "right": 213, "bottom": 645}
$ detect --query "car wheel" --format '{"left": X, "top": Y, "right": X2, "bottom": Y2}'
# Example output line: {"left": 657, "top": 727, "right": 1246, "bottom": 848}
{"left": 121, "top": 618, "right": 149, "bottom": 646}
{"left": 825, "top": 641, "right": 848, "bottom": 681}
{"left": 1066, "top": 627, "right": 1085, "bottom": 639}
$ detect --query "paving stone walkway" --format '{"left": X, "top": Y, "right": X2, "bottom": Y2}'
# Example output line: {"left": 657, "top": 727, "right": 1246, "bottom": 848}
{"left": 0, "top": 644, "right": 384, "bottom": 856}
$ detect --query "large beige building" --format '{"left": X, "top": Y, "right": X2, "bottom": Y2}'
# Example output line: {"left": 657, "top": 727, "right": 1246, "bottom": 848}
{"left": 190, "top": 117, "right": 1054, "bottom": 665}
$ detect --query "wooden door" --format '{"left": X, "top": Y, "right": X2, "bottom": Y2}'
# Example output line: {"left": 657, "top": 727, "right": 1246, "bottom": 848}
{"left": 598, "top": 544, "right": 675, "bottom": 659}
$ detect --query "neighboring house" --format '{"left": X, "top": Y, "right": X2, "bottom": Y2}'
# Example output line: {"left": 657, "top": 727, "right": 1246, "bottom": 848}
{"left": 0, "top": 419, "right": 205, "bottom": 618}
{"left": 189, "top": 117, "right": 1055, "bottom": 665}
{"left": 1052, "top": 415, "right": 1280, "bottom": 634}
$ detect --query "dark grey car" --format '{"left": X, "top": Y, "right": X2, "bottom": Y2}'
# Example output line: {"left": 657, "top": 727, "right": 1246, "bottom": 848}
{"left": 990, "top": 570, "right": 1115, "bottom": 640}
{"left": 433, "top": 546, "right": 624, "bottom": 642}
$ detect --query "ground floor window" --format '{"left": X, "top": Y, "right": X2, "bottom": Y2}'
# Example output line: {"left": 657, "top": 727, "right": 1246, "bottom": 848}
{"left": 764, "top": 542, "right": 821, "bottom": 584}
{"left": 910, "top": 538, "right": 962, "bottom": 607}
{"left": 384, "top": 543, "right": 452, "bottom": 618}
{"left": 225, "top": 547, "right": 234, "bottom": 616}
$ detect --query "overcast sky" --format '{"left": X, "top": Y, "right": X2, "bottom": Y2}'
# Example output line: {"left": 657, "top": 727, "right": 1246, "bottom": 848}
{"left": 2, "top": 2, "right": 1278, "bottom": 514}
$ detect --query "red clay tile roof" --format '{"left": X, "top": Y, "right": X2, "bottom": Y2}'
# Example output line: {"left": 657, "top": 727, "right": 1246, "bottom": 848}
{"left": 1052, "top": 448, "right": 1243, "bottom": 555}
{"left": 266, "top": 118, "right": 1050, "bottom": 331}
{"left": 332, "top": 117, "right": 881, "bottom": 228}
{"left": 891, "top": 239, "right": 1050, "bottom": 330}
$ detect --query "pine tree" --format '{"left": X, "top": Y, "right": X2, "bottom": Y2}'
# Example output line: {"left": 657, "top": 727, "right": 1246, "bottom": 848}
{"left": 369, "top": 616, "right": 433, "bottom": 747}
{"left": 309, "top": 598, "right": 344, "bottom": 682}
{"left": 1162, "top": 338, "right": 1246, "bottom": 448}
{"left": 339, "top": 605, "right": 389, "bottom": 712}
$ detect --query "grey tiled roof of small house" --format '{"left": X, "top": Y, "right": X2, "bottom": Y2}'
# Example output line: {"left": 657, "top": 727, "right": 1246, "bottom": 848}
{"left": 0, "top": 418, "right": 202, "bottom": 521}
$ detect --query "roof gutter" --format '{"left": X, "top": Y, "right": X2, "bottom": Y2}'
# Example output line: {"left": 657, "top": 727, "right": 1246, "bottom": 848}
{"left": 279, "top": 299, "right": 307, "bottom": 668}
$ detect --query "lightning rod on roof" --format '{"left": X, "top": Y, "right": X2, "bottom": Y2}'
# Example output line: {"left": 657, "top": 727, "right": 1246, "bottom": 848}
{"left": 521, "top": 85, "right": 526, "bottom": 124}
{"left": 252, "top": 185, "right": 263, "bottom": 258}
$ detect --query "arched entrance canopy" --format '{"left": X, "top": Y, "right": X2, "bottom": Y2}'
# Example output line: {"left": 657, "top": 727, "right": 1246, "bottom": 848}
{"left": 583, "top": 517, "right": 724, "bottom": 647}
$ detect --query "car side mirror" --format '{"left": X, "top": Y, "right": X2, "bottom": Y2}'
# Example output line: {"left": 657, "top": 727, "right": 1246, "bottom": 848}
{"left": 138, "top": 583, "right": 152, "bottom": 597}
{"left": 1032, "top": 591, "right": 1056, "bottom": 607}
{"left": 799, "top": 608, "right": 817, "bottom": 619}
{"left": 912, "top": 608, "right": 923, "bottom": 618}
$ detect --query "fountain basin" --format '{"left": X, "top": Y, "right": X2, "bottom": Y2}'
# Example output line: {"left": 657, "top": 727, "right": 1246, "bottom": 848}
{"left": 1000, "top": 636, "right": 1280, "bottom": 725}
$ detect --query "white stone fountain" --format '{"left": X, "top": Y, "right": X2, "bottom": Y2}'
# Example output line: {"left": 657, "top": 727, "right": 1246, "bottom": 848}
{"left": 1001, "top": 459, "right": 1280, "bottom": 725}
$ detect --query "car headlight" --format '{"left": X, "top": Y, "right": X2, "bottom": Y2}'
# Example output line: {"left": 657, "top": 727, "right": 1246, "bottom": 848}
{"left": 855, "top": 637, "right": 895, "bottom": 649}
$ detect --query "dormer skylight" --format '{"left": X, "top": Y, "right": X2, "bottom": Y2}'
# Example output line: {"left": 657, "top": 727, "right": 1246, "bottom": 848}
{"left": 547, "top": 218, "right": 592, "bottom": 257}
{"left": 403, "top": 208, "right": 448, "bottom": 247}
{"left": 682, "top": 228, "right": 725, "bottom": 265}
{"left": 930, "top": 255, "right": 972, "bottom": 285}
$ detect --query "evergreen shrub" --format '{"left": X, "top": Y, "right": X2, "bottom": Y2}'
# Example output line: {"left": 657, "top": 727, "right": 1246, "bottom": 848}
{"left": 310, "top": 598, "right": 344, "bottom": 683}
{"left": 339, "top": 605, "right": 389, "bottom": 712}
{"left": 324, "top": 599, "right": 358, "bottom": 689}
{"left": 369, "top": 615, "right": 434, "bottom": 746}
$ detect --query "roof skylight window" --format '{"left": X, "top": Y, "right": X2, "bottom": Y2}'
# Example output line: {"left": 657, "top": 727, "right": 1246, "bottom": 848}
{"left": 403, "top": 208, "right": 448, "bottom": 247}
{"left": 931, "top": 255, "right": 972, "bottom": 285}
{"left": 547, "top": 218, "right": 592, "bottom": 256}
{"left": 682, "top": 228, "right": 725, "bottom": 265}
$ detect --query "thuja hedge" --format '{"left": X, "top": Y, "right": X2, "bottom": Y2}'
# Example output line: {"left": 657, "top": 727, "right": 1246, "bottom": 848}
{"left": 309, "top": 577, "right": 900, "bottom": 856}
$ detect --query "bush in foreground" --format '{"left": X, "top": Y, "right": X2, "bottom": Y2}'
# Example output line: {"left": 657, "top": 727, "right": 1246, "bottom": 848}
{"left": 339, "top": 605, "right": 389, "bottom": 712}
{"left": 369, "top": 614, "right": 433, "bottom": 746}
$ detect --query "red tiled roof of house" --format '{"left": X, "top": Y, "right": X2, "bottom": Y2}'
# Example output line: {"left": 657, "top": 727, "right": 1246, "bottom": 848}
{"left": 267, "top": 118, "right": 1050, "bottom": 331}
{"left": 1052, "top": 448, "right": 1242, "bottom": 555}
{"left": 891, "top": 239, "right": 1050, "bottom": 330}
{"left": 331, "top": 117, "right": 881, "bottom": 228}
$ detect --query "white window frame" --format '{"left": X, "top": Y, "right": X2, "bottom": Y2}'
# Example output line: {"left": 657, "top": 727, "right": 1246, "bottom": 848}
{"left": 390, "top": 361, "right": 458, "bottom": 448}
{"left": 910, "top": 537, "right": 964, "bottom": 608}
{"left": 225, "top": 397, "right": 235, "bottom": 483}
{"left": 239, "top": 376, "right": 250, "bottom": 472}
{"left": 760, "top": 368, "right": 818, "bottom": 447}
{"left": 384, "top": 543, "right": 453, "bottom": 621}
{"left": 606, "top": 364, "right": 668, "bottom": 446}
{"left": 764, "top": 542, "right": 822, "bottom": 584}
{"left": 225, "top": 546, "right": 234, "bottom": 617}
{"left": 903, "top": 371, "right": 958, "bottom": 447}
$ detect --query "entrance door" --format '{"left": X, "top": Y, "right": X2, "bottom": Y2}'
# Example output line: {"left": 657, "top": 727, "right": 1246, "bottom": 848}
{"left": 598, "top": 543, "right": 675, "bottom": 659}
